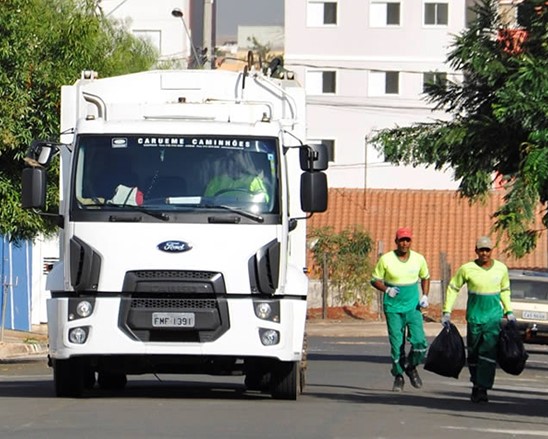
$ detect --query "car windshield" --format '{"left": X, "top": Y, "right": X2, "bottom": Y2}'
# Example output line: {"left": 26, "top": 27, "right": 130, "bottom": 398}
{"left": 72, "top": 134, "right": 279, "bottom": 215}
{"left": 511, "top": 279, "right": 548, "bottom": 301}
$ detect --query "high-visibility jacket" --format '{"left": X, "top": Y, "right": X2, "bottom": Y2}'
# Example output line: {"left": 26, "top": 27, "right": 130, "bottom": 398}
{"left": 443, "top": 259, "right": 512, "bottom": 324}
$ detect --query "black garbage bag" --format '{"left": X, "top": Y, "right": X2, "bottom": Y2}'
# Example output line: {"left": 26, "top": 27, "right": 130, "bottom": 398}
{"left": 424, "top": 323, "right": 466, "bottom": 379}
{"left": 497, "top": 322, "right": 528, "bottom": 375}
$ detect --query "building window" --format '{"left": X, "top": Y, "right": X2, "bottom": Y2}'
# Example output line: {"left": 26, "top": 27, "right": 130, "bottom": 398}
{"left": 369, "top": 71, "right": 399, "bottom": 95}
{"left": 385, "top": 71, "right": 399, "bottom": 94}
{"left": 424, "top": 2, "right": 448, "bottom": 25}
{"left": 307, "top": 1, "right": 338, "bottom": 26}
{"left": 423, "top": 72, "right": 447, "bottom": 92}
{"left": 306, "top": 70, "right": 337, "bottom": 94}
{"left": 370, "top": 2, "right": 401, "bottom": 27}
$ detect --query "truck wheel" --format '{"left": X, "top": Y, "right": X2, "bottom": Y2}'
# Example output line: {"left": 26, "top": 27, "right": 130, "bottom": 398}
{"left": 53, "top": 358, "right": 85, "bottom": 398}
{"left": 270, "top": 361, "right": 299, "bottom": 400}
{"left": 97, "top": 372, "right": 127, "bottom": 390}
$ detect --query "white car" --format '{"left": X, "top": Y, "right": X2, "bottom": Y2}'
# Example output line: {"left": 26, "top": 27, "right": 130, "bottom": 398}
{"left": 509, "top": 270, "right": 548, "bottom": 344}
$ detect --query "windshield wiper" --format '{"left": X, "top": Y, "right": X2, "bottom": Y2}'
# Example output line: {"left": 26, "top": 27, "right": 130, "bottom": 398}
{"left": 204, "top": 204, "right": 264, "bottom": 223}
{"left": 107, "top": 203, "right": 170, "bottom": 221}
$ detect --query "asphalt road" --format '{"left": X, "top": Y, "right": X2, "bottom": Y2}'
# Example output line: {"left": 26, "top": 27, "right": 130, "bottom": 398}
{"left": 0, "top": 336, "right": 547, "bottom": 438}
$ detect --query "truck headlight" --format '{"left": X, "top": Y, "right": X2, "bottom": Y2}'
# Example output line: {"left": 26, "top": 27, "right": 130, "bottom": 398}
{"left": 253, "top": 300, "right": 280, "bottom": 322}
{"left": 256, "top": 302, "right": 271, "bottom": 319}
{"left": 259, "top": 328, "right": 279, "bottom": 346}
{"left": 68, "top": 326, "right": 89, "bottom": 344}
{"left": 76, "top": 300, "right": 93, "bottom": 318}
{"left": 68, "top": 297, "right": 95, "bottom": 320}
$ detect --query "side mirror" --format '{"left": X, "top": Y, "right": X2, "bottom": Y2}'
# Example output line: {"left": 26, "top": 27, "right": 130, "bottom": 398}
{"left": 300, "top": 172, "right": 328, "bottom": 213}
{"left": 299, "top": 143, "right": 328, "bottom": 172}
{"left": 23, "top": 140, "right": 59, "bottom": 168}
{"left": 22, "top": 167, "right": 47, "bottom": 209}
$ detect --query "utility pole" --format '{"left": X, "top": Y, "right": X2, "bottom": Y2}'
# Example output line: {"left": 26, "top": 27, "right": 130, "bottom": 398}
{"left": 203, "top": 0, "right": 214, "bottom": 69}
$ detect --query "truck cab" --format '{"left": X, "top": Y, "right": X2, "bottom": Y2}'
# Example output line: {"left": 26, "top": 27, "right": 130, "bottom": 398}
{"left": 21, "top": 67, "right": 328, "bottom": 399}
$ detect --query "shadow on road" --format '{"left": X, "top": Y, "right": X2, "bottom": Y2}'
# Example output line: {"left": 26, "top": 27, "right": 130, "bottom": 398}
{"left": 303, "top": 384, "right": 548, "bottom": 421}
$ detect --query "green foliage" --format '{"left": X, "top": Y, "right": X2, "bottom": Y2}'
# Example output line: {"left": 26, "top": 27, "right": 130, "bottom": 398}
{"left": 370, "top": 0, "right": 548, "bottom": 257}
{"left": 308, "top": 226, "right": 376, "bottom": 305}
{"left": 0, "top": 0, "right": 158, "bottom": 241}
{"left": 246, "top": 36, "right": 275, "bottom": 64}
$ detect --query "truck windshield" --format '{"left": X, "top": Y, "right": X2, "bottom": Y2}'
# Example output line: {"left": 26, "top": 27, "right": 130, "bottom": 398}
{"left": 72, "top": 135, "right": 279, "bottom": 215}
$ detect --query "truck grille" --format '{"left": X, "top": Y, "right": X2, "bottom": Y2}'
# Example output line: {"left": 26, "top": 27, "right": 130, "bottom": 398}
{"left": 119, "top": 270, "right": 229, "bottom": 342}
{"left": 130, "top": 298, "right": 218, "bottom": 310}
{"left": 132, "top": 270, "right": 218, "bottom": 281}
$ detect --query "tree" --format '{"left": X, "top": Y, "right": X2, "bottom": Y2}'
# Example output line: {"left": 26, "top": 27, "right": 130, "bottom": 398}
{"left": 370, "top": 0, "right": 547, "bottom": 257}
{"left": 308, "top": 226, "right": 376, "bottom": 305}
{"left": 0, "top": 0, "right": 158, "bottom": 241}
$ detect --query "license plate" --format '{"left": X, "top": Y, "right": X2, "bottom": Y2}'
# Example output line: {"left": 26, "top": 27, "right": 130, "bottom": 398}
{"left": 522, "top": 311, "right": 547, "bottom": 321}
{"left": 152, "top": 312, "right": 195, "bottom": 328}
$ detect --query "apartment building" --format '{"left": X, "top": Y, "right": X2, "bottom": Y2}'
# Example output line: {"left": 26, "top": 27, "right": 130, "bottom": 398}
{"left": 98, "top": 0, "right": 215, "bottom": 67}
{"left": 284, "top": 0, "right": 478, "bottom": 190}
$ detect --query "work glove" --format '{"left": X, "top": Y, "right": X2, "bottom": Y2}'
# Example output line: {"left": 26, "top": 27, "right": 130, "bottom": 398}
{"left": 419, "top": 294, "right": 429, "bottom": 308}
{"left": 441, "top": 312, "right": 451, "bottom": 328}
{"left": 385, "top": 287, "right": 400, "bottom": 298}
{"left": 506, "top": 312, "right": 516, "bottom": 326}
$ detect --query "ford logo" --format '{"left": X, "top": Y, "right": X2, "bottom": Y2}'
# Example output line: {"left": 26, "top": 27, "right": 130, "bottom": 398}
{"left": 157, "top": 240, "right": 192, "bottom": 253}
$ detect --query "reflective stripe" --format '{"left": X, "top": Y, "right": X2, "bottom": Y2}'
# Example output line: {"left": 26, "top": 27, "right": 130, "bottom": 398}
{"left": 478, "top": 355, "right": 497, "bottom": 364}
{"left": 468, "top": 291, "right": 501, "bottom": 296}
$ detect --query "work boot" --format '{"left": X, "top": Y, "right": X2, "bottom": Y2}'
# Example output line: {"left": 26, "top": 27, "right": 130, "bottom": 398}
{"left": 392, "top": 375, "right": 404, "bottom": 392}
{"left": 471, "top": 386, "right": 488, "bottom": 403}
{"left": 405, "top": 367, "right": 423, "bottom": 389}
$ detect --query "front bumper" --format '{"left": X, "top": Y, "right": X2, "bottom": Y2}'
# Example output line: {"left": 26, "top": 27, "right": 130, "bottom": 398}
{"left": 47, "top": 296, "right": 306, "bottom": 361}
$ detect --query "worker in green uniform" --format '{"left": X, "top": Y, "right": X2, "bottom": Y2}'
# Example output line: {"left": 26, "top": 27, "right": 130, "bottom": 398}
{"left": 442, "top": 236, "right": 515, "bottom": 403}
{"left": 204, "top": 153, "right": 269, "bottom": 203}
{"left": 371, "top": 227, "right": 430, "bottom": 392}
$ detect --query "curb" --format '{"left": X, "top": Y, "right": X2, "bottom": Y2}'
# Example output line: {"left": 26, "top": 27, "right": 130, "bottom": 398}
{"left": 305, "top": 320, "right": 468, "bottom": 338}
{"left": 0, "top": 342, "right": 48, "bottom": 363}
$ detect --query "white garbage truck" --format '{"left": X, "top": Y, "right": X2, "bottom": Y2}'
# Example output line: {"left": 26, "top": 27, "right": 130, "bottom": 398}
{"left": 21, "top": 61, "right": 328, "bottom": 400}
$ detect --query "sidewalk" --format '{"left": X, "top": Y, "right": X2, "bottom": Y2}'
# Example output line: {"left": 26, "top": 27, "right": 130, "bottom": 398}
{"left": 0, "top": 320, "right": 467, "bottom": 363}
{"left": 0, "top": 324, "right": 49, "bottom": 363}
{"left": 305, "top": 319, "right": 467, "bottom": 338}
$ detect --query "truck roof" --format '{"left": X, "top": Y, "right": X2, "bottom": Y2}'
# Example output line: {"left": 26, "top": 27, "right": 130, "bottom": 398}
{"left": 62, "top": 69, "right": 305, "bottom": 134}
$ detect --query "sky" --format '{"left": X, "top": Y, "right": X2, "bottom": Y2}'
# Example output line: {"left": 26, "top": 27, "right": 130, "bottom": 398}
{"left": 215, "top": 0, "right": 284, "bottom": 39}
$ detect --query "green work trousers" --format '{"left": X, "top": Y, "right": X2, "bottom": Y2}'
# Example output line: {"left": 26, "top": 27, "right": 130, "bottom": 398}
{"left": 467, "top": 320, "right": 500, "bottom": 389}
{"left": 385, "top": 308, "right": 428, "bottom": 377}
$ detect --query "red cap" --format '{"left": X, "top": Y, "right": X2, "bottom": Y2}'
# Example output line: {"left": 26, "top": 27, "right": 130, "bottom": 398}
{"left": 396, "top": 227, "right": 412, "bottom": 240}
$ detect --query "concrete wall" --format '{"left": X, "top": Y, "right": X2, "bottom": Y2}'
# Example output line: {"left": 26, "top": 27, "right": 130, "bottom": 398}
{"left": 307, "top": 279, "right": 468, "bottom": 312}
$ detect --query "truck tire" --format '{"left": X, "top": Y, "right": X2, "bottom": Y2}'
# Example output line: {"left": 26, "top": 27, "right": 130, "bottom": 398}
{"left": 53, "top": 358, "right": 85, "bottom": 398}
{"left": 97, "top": 372, "right": 127, "bottom": 390}
{"left": 270, "top": 360, "right": 299, "bottom": 400}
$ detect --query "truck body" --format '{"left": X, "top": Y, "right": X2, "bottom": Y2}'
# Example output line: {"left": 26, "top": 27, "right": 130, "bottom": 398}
{"left": 21, "top": 65, "right": 328, "bottom": 399}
